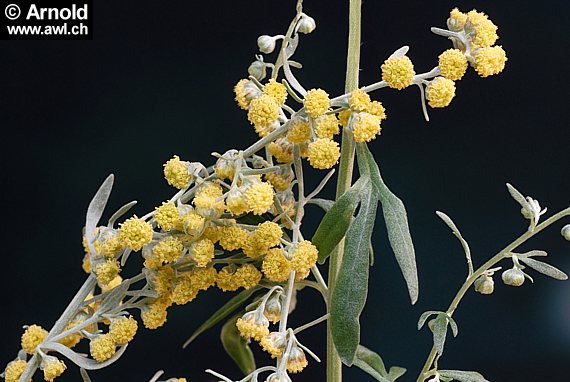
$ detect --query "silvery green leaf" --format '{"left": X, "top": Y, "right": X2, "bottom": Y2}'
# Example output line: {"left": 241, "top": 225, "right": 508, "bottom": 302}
{"left": 506, "top": 183, "right": 529, "bottom": 209}
{"left": 108, "top": 200, "right": 137, "bottom": 228}
{"left": 99, "top": 281, "right": 129, "bottom": 313}
{"left": 85, "top": 174, "right": 114, "bottom": 255}
{"left": 307, "top": 198, "right": 334, "bottom": 212}
{"left": 448, "top": 316, "right": 459, "bottom": 337}
{"left": 353, "top": 345, "right": 389, "bottom": 381}
{"left": 387, "top": 366, "right": 407, "bottom": 382}
{"left": 120, "top": 248, "right": 133, "bottom": 266}
{"left": 80, "top": 368, "right": 92, "bottom": 382}
{"left": 313, "top": 178, "right": 367, "bottom": 264}
{"left": 518, "top": 257, "right": 568, "bottom": 280}
{"left": 357, "top": 144, "right": 418, "bottom": 304}
{"left": 439, "top": 370, "right": 490, "bottom": 382}
{"left": 516, "top": 250, "right": 548, "bottom": 258}
{"left": 331, "top": 180, "right": 377, "bottom": 365}
{"left": 41, "top": 342, "right": 127, "bottom": 370}
{"left": 432, "top": 314, "right": 449, "bottom": 355}
{"left": 436, "top": 211, "right": 472, "bottom": 275}
{"left": 418, "top": 311, "right": 441, "bottom": 330}
{"left": 390, "top": 46, "right": 409, "bottom": 58}
{"left": 183, "top": 286, "right": 260, "bottom": 348}
{"left": 220, "top": 315, "right": 256, "bottom": 375}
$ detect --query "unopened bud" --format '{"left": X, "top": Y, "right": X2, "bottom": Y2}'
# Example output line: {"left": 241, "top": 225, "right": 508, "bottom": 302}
{"left": 264, "top": 295, "right": 282, "bottom": 324}
{"left": 561, "top": 224, "right": 570, "bottom": 241}
{"left": 257, "top": 35, "right": 278, "bottom": 54}
{"left": 297, "top": 14, "right": 316, "bottom": 34}
{"left": 474, "top": 274, "right": 494, "bottom": 295}
{"left": 248, "top": 60, "right": 267, "bottom": 81}
{"left": 502, "top": 267, "right": 525, "bottom": 287}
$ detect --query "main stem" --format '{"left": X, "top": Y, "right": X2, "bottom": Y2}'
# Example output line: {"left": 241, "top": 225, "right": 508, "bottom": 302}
{"left": 327, "top": 1, "right": 361, "bottom": 381}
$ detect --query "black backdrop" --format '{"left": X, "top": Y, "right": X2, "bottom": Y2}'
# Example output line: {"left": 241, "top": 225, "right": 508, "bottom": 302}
{"left": 1, "top": 1, "right": 569, "bottom": 381}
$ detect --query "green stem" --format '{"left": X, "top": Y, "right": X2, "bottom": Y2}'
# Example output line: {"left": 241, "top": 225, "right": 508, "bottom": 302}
{"left": 416, "top": 207, "right": 570, "bottom": 382}
{"left": 327, "top": 1, "right": 361, "bottom": 382}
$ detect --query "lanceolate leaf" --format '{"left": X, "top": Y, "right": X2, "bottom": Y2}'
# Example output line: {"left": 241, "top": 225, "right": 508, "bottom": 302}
{"left": 85, "top": 174, "right": 114, "bottom": 255}
{"left": 432, "top": 314, "right": 449, "bottom": 355}
{"left": 353, "top": 345, "right": 389, "bottom": 381}
{"left": 387, "top": 366, "right": 407, "bottom": 381}
{"left": 108, "top": 200, "right": 137, "bottom": 228}
{"left": 439, "top": 370, "right": 490, "bottom": 382}
{"left": 357, "top": 144, "right": 418, "bottom": 304}
{"left": 518, "top": 257, "right": 568, "bottom": 280}
{"left": 313, "top": 177, "right": 368, "bottom": 264}
{"left": 417, "top": 311, "right": 441, "bottom": 330}
{"left": 220, "top": 315, "right": 256, "bottom": 375}
{"left": 183, "top": 287, "right": 260, "bottom": 348}
{"left": 41, "top": 342, "right": 127, "bottom": 370}
{"left": 331, "top": 180, "right": 377, "bottom": 365}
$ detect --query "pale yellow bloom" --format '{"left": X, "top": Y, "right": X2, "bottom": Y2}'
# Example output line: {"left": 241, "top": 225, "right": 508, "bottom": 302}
{"left": 382, "top": 55, "right": 415, "bottom": 90}
{"left": 163, "top": 155, "right": 191, "bottom": 189}
{"left": 438, "top": 49, "right": 468, "bottom": 80}
{"left": 308, "top": 138, "right": 340, "bottom": 169}
{"left": 303, "top": 88, "right": 330, "bottom": 118}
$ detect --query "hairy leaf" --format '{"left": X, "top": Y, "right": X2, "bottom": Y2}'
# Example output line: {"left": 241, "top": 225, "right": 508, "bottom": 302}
{"left": 313, "top": 178, "right": 368, "bottom": 264}
{"left": 331, "top": 180, "right": 377, "bottom": 365}
{"left": 183, "top": 287, "right": 259, "bottom": 348}
{"left": 220, "top": 315, "right": 256, "bottom": 375}
{"left": 357, "top": 144, "right": 418, "bottom": 304}
{"left": 307, "top": 198, "right": 334, "bottom": 212}
{"left": 432, "top": 314, "right": 449, "bottom": 355}
{"left": 41, "top": 342, "right": 127, "bottom": 370}
{"left": 439, "top": 370, "right": 490, "bottom": 382}
{"left": 417, "top": 311, "right": 441, "bottom": 330}
{"left": 85, "top": 174, "right": 114, "bottom": 255}
{"left": 353, "top": 345, "right": 389, "bottom": 381}
{"left": 108, "top": 200, "right": 137, "bottom": 228}
{"left": 387, "top": 366, "right": 407, "bottom": 381}
{"left": 506, "top": 183, "right": 528, "bottom": 209}
{"left": 516, "top": 250, "right": 547, "bottom": 258}
{"left": 436, "top": 211, "right": 472, "bottom": 274}
{"left": 448, "top": 316, "right": 459, "bottom": 337}
{"left": 518, "top": 257, "right": 568, "bottom": 280}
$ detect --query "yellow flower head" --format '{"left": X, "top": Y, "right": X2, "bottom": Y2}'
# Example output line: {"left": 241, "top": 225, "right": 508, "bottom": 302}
{"left": 473, "top": 46, "right": 507, "bottom": 77}
{"left": 286, "top": 346, "right": 308, "bottom": 374}
{"left": 265, "top": 170, "right": 293, "bottom": 192}
{"left": 216, "top": 266, "right": 241, "bottom": 292}
{"left": 263, "top": 79, "right": 288, "bottom": 105}
{"left": 235, "top": 79, "right": 261, "bottom": 110}
{"left": 381, "top": 55, "right": 415, "bottom": 90}
{"left": 21, "top": 325, "right": 48, "bottom": 354}
{"left": 141, "top": 299, "right": 169, "bottom": 330}
{"left": 260, "top": 332, "right": 287, "bottom": 358}
{"left": 448, "top": 8, "right": 467, "bottom": 31}
{"left": 101, "top": 275, "right": 123, "bottom": 293}
{"left": 4, "top": 359, "right": 27, "bottom": 382}
{"left": 268, "top": 140, "right": 293, "bottom": 164}
{"left": 90, "top": 334, "right": 116, "bottom": 363}
{"left": 82, "top": 253, "right": 92, "bottom": 274}
{"left": 153, "top": 236, "right": 183, "bottom": 264}
{"left": 235, "top": 264, "right": 262, "bottom": 289}
{"left": 236, "top": 311, "right": 270, "bottom": 341}
{"left": 219, "top": 225, "right": 249, "bottom": 251}
{"left": 96, "top": 259, "right": 121, "bottom": 287}
{"left": 214, "top": 151, "right": 239, "bottom": 181}
{"left": 152, "top": 265, "right": 175, "bottom": 296}
{"left": 58, "top": 320, "right": 83, "bottom": 349}
{"left": 286, "top": 118, "right": 311, "bottom": 144}
{"left": 426, "top": 77, "right": 456, "bottom": 108}
{"left": 118, "top": 216, "right": 154, "bottom": 251}
{"left": 177, "top": 206, "right": 205, "bottom": 235}
{"left": 465, "top": 10, "right": 498, "bottom": 48}
{"left": 154, "top": 202, "right": 180, "bottom": 232}
{"left": 253, "top": 221, "right": 283, "bottom": 249}
{"left": 262, "top": 248, "right": 292, "bottom": 282}
{"left": 202, "top": 225, "right": 222, "bottom": 243}
{"left": 42, "top": 356, "right": 66, "bottom": 382}
{"left": 308, "top": 138, "right": 340, "bottom": 170}
{"left": 290, "top": 240, "right": 318, "bottom": 280}
{"left": 226, "top": 188, "right": 250, "bottom": 216}
{"left": 303, "top": 88, "right": 330, "bottom": 118}
{"left": 99, "top": 231, "right": 124, "bottom": 259}
{"left": 314, "top": 114, "right": 340, "bottom": 139}
{"left": 109, "top": 316, "right": 138, "bottom": 345}
{"left": 189, "top": 266, "right": 217, "bottom": 291}
{"left": 352, "top": 112, "right": 382, "bottom": 143}
{"left": 438, "top": 49, "right": 468, "bottom": 81}
{"left": 365, "top": 100, "right": 387, "bottom": 120}
{"left": 349, "top": 89, "right": 371, "bottom": 112}
{"left": 193, "top": 182, "right": 225, "bottom": 217}
{"left": 190, "top": 238, "right": 215, "bottom": 267}
{"left": 244, "top": 181, "right": 275, "bottom": 215}
{"left": 172, "top": 275, "right": 199, "bottom": 305}
{"left": 248, "top": 94, "right": 280, "bottom": 132}
{"left": 163, "top": 155, "right": 191, "bottom": 189}
{"left": 338, "top": 109, "right": 352, "bottom": 127}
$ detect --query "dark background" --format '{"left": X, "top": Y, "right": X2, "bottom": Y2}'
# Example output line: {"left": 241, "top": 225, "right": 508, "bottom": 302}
{"left": 1, "top": 1, "right": 569, "bottom": 381}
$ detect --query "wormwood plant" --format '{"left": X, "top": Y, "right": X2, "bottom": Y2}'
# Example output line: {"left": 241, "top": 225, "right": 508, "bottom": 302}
{"left": 3, "top": 1, "right": 570, "bottom": 382}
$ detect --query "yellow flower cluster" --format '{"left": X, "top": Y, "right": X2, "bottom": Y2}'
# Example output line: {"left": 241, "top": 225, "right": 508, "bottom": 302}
{"left": 265, "top": 170, "right": 292, "bottom": 192}
{"left": 234, "top": 79, "right": 260, "bottom": 110}
{"left": 243, "top": 221, "right": 283, "bottom": 258}
{"left": 464, "top": 9, "right": 498, "bottom": 48}
{"left": 291, "top": 240, "right": 319, "bottom": 280}
{"left": 141, "top": 297, "right": 170, "bottom": 329}
{"left": 287, "top": 346, "right": 309, "bottom": 373}
{"left": 236, "top": 312, "right": 270, "bottom": 341}
{"left": 260, "top": 332, "right": 287, "bottom": 358}
{"left": 21, "top": 324, "right": 48, "bottom": 354}
{"left": 163, "top": 155, "right": 191, "bottom": 189}
{"left": 42, "top": 357, "right": 66, "bottom": 382}
{"left": 314, "top": 114, "right": 340, "bottom": 139}
{"left": 263, "top": 79, "right": 288, "bottom": 105}
{"left": 154, "top": 202, "right": 180, "bottom": 231}
{"left": 473, "top": 46, "right": 507, "bottom": 77}
{"left": 262, "top": 248, "right": 292, "bottom": 282}
{"left": 153, "top": 236, "right": 184, "bottom": 264}
{"left": 193, "top": 182, "right": 225, "bottom": 217}
{"left": 109, "top": 316, "right": 138, "bottom": 345}
{"left": 4, "top": 359, "right": 27, "bottom": 382}
{"left": 190, "top": 239, "right": 215, "bottom": 267}
{"left": 219, "top": 225, "right": 249, "bottom": 251}
{"left": 248, "top": 94, "right": 280, "bottom": 135}
{"left": 244, "top": 181, "right": 275, "bottom": 215}
{"left": 349, "top": 89, "right": 371, "bottom": 112}
{"left": 426, "top": 77, "right": 456, "bottom": 108}
{"left": 438, "top": 49, "right": 468, "bottom": 81}
{"left": 303, "top": 88, "right": 330, "bottom": 118}
{"left": 118, "top": 216, "right": 154, "bottom": 251}
{"left": 307, "top": 138, "right": 340, "bottom": 169}
{"left": 90, "top": 334, "right": 116, "bottom": 363}
{"left": 352, "top": 112, "right": 382, "bottom": 143}
{"left": 286, "top": 118, "right": 311, "bottom": 144}
{"left": 95, "top": 259, "right": 121, "bottom": 286}
{"left": 381, "top": 55, "right": 415, "bottom": 90}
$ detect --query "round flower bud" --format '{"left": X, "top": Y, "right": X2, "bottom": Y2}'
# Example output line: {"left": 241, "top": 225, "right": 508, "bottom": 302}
{"left": 257, "top": 35, "right": 278, "bottom": 54}
{"left": 264, "top": 295, "right": 282, "bottom": 324}
{"left": 297, "top": 14, "right": 316, "bottom": 34}
{"left": 286, "top": 344, "right": 308, "bottom": 373}
{"left": 41, "top": 356, "right": 66, "bottom": 382}
{"left": 4, "top": 359, "right": 27, "bottom": 382}
{"left": 248, "top": 60, "right": 267, "bottom": 81}
{"left": 474, "top": 274, "right": 494, "bottom": 295}
{"left": 260, "top": 331, "right": 287, "bottom": 358}
{"left": 502, "top": 267, "right": 525, "bottom": 287}
{"left": 561, "top": 224, "right": 570, "bottom": 241}
{"left": 266, "top": 372, "right": 292, "bottom": 382}
{"left": 236, "top": 310, "right": 270, "bottom": 341}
